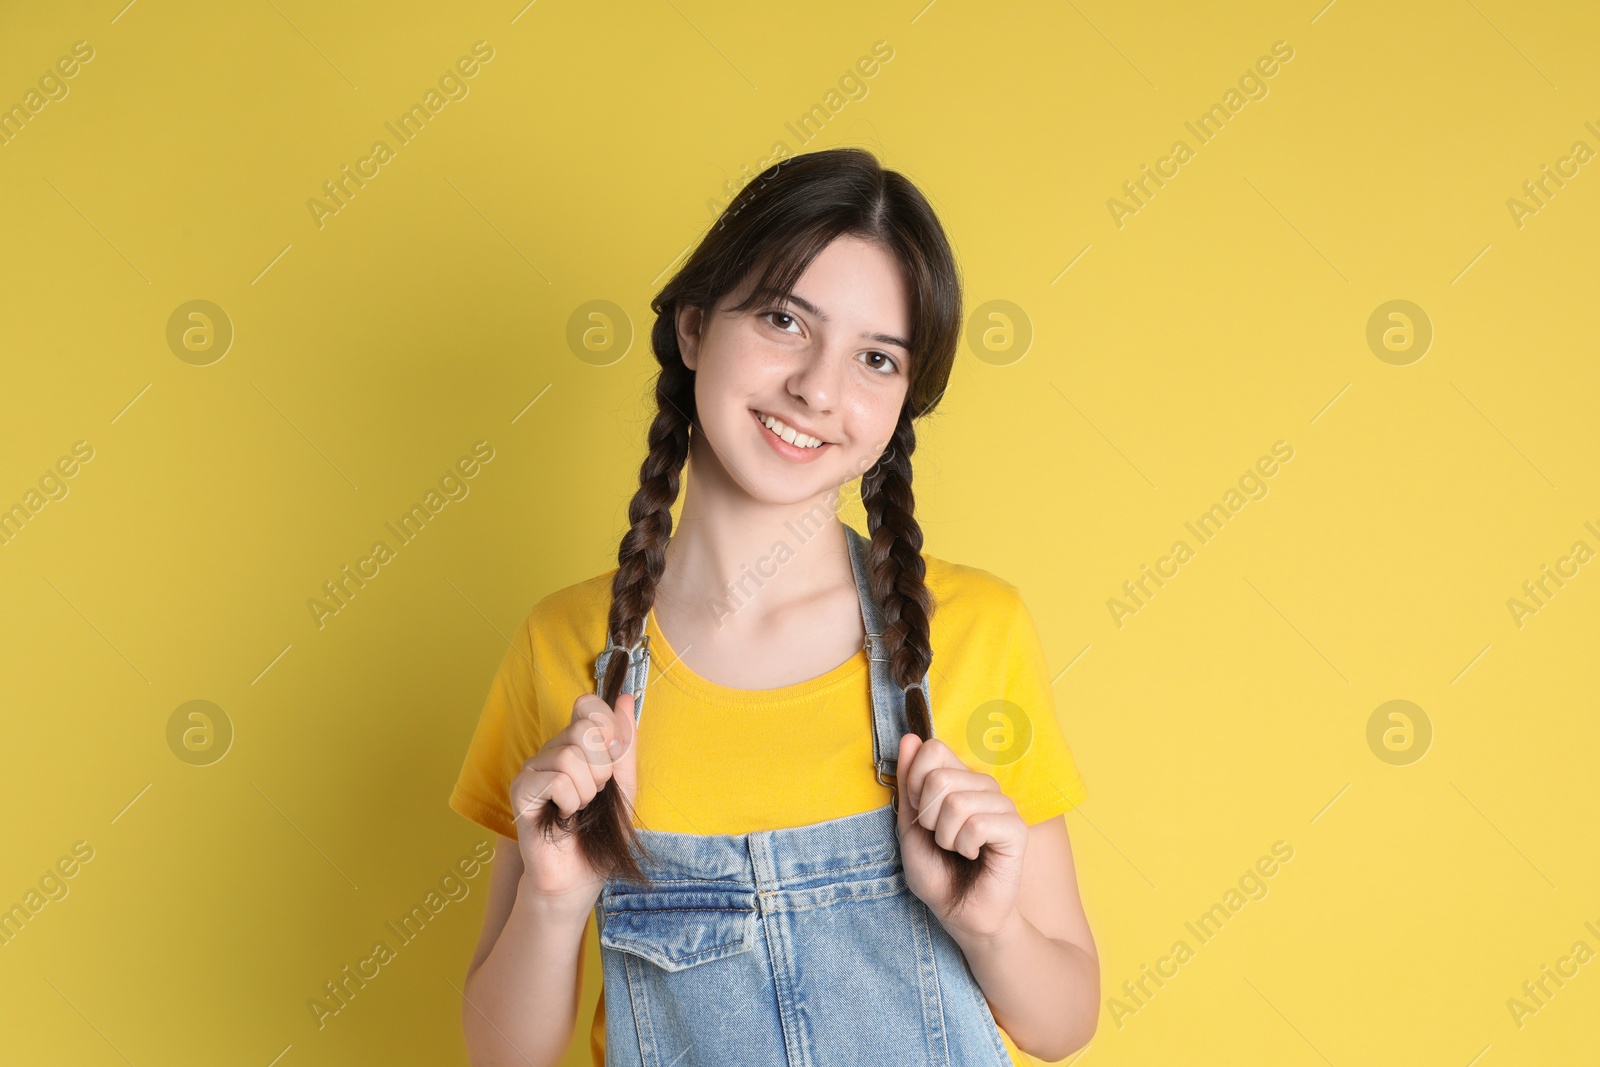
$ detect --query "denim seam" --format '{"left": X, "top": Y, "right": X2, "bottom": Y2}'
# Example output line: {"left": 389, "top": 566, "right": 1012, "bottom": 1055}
{"left": 605, "top": 935, "right": 752, "bottom": 965}
{"left": 911, "top": 893, "right": 951, "bottom": 1065}
{"left": 756, "top": 884, "right": 908, "bottom": 915}
{"left": 603, "top": 905, "right": 752, "bottom": 914}
{"left": 620, "top": 853, "right": 894, "bottom": 887}
{"left": 621, "top": 949, "right": 660, "bottom": 1067}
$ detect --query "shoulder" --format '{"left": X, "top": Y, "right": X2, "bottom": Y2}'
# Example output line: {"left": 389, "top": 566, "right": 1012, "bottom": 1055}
{"left": 920, "top": 552, "right": 1033, "bottom": 659}
{"left": 529, "top": 567, "right": 614, "bottom": 620}
{"left": 923, "top": 552, "right": 1027, "bottom": 619}
{"left": 518, "top": 568, "right": 616, "bottom": 655}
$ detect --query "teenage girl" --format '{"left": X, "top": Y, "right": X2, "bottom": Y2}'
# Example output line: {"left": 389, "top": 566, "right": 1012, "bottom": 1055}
{"left": 449, "top": 147, "right": 1098, "bottom": 1067}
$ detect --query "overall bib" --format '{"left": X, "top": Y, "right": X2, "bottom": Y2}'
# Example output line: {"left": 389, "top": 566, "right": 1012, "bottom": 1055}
{"left": 590, "top": 524, "right": 1015, "bottom": 1067}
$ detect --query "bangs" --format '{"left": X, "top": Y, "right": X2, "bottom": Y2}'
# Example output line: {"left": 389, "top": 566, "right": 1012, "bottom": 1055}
{"left": 722, "top": 221, "right": 848, "bottom": 316}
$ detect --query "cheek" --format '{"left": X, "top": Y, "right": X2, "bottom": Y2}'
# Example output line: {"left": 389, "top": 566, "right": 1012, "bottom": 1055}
{"left": 845, "top": 388, "right": 905, "bottom": 453}
{"left": 864, "top": 381, "right": 908, "bottom": 428}
{"left": 699, "top": 333, "right": 779, "bottom": 398}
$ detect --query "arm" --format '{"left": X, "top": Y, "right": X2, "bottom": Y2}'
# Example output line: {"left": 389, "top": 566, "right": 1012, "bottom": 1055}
{"left": 459, "top": 691, "right": 637, "bottom": 1066}
{"left": 945, "top": 815, "right": 1099, "bottom": 1061}
{"left": 460, "top": 834, "right": 593, "bottom": 1067}
{"left": 896, "top": 733, "right": 1098, "bottom": 1062}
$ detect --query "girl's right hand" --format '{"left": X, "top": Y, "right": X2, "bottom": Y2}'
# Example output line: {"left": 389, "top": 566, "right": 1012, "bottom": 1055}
{"left": 508, "top": 690, "right": 639, "bottom": 915}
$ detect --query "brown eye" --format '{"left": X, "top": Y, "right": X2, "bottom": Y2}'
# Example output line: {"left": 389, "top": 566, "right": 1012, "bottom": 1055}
{"left": 860, "top": 351, "right": 900, "bottom": 375}
{"left": 763, "top": 310, "right": 800, "bottom": 333}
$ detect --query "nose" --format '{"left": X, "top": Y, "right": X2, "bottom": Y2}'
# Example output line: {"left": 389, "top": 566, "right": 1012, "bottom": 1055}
{"left": 787, "top": 347, "right": 841, "bottom": 414}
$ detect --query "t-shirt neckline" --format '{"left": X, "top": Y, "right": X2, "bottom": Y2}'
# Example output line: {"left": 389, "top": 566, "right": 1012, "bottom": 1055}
{"left": 644, "top": 605, "right": 867, "bottom": 706}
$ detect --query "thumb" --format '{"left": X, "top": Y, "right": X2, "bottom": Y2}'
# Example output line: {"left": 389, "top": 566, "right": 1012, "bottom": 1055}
{"left": 895, "top": 732, "right": 922, "bottom": 836}
{"left": 609, "top": 692, "right": 639, "bottom": 804}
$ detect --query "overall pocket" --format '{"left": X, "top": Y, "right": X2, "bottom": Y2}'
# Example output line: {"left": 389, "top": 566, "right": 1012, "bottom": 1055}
{"left": 597, "top": 886, "right": 785, "bottom": 1067}
{"left": 597, "top": 886, "right": 758, "bottom": 972}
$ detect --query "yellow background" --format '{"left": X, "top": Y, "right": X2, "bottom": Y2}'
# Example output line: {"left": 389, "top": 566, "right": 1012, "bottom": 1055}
{"left": 2, "top": 1, "right": 1597, "bottom": 1064}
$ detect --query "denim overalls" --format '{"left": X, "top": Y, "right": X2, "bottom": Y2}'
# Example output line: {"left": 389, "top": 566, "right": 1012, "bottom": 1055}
{"left": 589, "top": 524, "right": 1014, "bottom": 1067}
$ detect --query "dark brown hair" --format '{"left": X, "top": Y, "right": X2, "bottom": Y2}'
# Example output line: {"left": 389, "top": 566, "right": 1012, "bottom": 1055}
{"left": 537, "top": 146, "right": 993, "bottom": 910}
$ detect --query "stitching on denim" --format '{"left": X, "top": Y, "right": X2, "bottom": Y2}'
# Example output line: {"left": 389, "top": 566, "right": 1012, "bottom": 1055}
{"left": 604, "top": 905, "right": 752, "bottom": 915}
{"left": 762, "top": 884, "right": 907, "bottom": 914}
{"left": 620, "top": 853, "right": 895, "bottom": 889}
{"left": 603, "top": 881, "right": 906, "bottom": 935}
{"left": 605, "top": 932, "right": 752, "bottom": 964}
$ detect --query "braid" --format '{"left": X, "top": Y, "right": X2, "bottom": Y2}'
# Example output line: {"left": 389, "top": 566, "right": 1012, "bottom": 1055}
{"left": 605, "top": 357, "right": 695, "bottom": 655}
{"left": 861, "top": 408, "right": 991, "bottom": 911}
{"left": 861, "top": 412, "right": 935, "bottom": 733}
{"left": 533, "top": 356, "right": 695, "bottom": 885}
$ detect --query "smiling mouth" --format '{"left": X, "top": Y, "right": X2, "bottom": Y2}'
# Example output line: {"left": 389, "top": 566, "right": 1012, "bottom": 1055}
{"left": 751, "top": 409, "right": 828, "bottom": 449}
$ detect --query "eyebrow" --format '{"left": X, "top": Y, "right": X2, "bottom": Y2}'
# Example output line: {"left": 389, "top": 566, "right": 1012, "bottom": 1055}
{"left": 779, "top": 293, "right": 911, "bottom": 352}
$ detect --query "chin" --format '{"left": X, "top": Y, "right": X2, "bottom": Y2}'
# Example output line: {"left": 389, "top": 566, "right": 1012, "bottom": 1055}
{"left": 730, "top": 450, "right": 849, "bottom": 502}
{"left": 737, "top": 470, "right": 838, "bottom": 507}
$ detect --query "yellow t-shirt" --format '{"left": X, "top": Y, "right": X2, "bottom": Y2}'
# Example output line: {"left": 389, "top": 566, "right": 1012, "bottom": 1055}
{"left": 449, "top": 546, "right": 1090, "bottom": 1067}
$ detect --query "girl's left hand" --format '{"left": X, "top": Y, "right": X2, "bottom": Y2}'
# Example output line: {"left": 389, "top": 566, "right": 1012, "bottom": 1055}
{"left": 894, "top": 733, "right": 1028, "bottom": 942}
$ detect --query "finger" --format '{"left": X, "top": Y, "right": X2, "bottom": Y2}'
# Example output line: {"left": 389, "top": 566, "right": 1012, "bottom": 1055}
{"left": 897, "top": 732, "right": 924, "bottom": 809}
{"left": 946, "top": 812, "right": 1008, "bottom": 861}
{"left": 606, "top": 693, "right": 639, "bottom": 805}
{"left": 571, "top": 691, "right": 612, "bottom": 723}
{"left": 547, "top": 745, "right": 605, "bottom": 804}
{"left": 901, "top": 736, "right": 971, "bottom": 810}
{"left": 511, "top": 770, "right": 580, "bottom": 823}
{"left": 578, "top": 694, "right": 633, "bottom": 768}
{"left": 912, "top": 773, "right": 956, "bottom": 832}
{"left": 610, "top": 692, "right": 636, "bottom": 761}
{"left": 553, "top": 698, "right": 609, "bottom": 752}
{"left": 573, "top": 718, "right": 614, "bottom": 767}
{"left": 931, "top": 790, "right": 1017, "bottom": 855}
{"left": 911, "top": 766, "right": 998, "bottom": 830}
{"left": 567, "top": 696, "right": 628, "bottom": 767}
{"left": 894, "top": 734, "right": 921, "bottom": 838}
{"left": 568, "top": 691, "right": 637, "bottom": 766}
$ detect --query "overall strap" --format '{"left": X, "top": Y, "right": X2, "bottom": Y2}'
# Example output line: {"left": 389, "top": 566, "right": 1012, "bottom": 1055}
{"left": 594, "top": 629, "right": 651, "bottom": 723}
{"left": 842, "top": 523, "right": 933, "bottom": 808}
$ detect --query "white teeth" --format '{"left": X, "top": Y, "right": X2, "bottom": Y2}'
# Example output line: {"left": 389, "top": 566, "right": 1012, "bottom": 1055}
{"left": 757, "top": 412, "right": 823, "bottom": 449}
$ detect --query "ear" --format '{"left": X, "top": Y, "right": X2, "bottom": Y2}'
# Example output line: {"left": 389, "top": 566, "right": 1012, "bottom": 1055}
{"left": 676, "top": 304, "right": 705, "bottom": 371}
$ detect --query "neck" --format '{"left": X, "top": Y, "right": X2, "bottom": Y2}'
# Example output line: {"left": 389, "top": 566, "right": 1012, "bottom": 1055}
{"left": 657, "top": 431, "right": 853, "bottom": 626}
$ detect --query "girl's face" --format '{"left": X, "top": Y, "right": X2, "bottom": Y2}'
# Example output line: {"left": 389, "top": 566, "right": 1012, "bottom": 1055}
{"left": 677, "top": 234, "right": 912, "bottom": 505}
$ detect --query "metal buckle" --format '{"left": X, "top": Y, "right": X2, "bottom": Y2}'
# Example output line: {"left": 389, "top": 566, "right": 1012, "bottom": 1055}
{"left": 628, "top": 634, "right": 650, "bottom": 704}
{"left": 877, "top": 765, "right": 899, "bottom": 814}
{"left": 863, "top": 631, "right": 889, "bottom": 662}
{"left": 600, "top": 633, "right": 651, "bottom": 705}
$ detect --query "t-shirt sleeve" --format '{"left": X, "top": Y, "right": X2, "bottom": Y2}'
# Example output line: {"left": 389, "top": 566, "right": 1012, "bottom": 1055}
{"left": 448, "top": 610, "right": 546, "bottom": 841}
{"left": 987, "top": 587, "right": 1089, "bottom": 826}
{"left": 590, "top": 982, "right": 606, "bottom": 1065}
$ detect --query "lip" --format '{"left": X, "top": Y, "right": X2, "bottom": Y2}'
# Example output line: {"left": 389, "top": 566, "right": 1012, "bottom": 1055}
{"left": 751, "top": 409, "right": 832, "bottom": 463}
